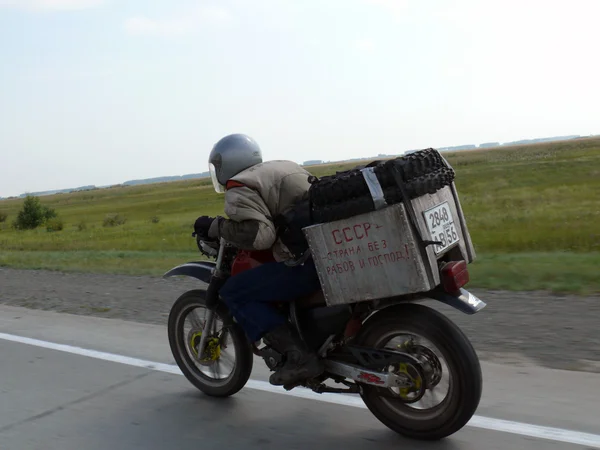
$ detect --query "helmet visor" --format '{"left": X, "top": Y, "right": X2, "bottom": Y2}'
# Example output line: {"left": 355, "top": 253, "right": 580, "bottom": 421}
{"left": 209, "top": 163, "right": 225, "bottom": 194}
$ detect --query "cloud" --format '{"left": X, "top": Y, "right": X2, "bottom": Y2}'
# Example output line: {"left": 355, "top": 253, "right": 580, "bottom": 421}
{"left": 0, "top": 0, "right": 105, "bottom": 11}
{"left": 124, "top": 6, "right": 232, "bottom": 37}
{"left": 365, "top": 0, "right": 409, "bottom": 17}
{"left": 25, "top": 67, "right": 115, "bottom": 81}
{"left": 355, "top": 38, "right": 375, "bottom": 52}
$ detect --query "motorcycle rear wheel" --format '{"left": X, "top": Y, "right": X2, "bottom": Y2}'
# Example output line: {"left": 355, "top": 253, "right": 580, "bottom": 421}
{"left": 356, "top": 303, "right": 482, "bottom": 440}
{"left": 168, "top": 289, "right": 254, "bottom": 397}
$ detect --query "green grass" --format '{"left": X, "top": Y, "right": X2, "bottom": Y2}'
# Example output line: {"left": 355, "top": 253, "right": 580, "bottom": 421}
{"left": 467, "top": 252, "right": 600, "bottom": 294}
{"left": 1, "top": 137, "right": 599, "bottom": 293}
{"left": 0, "top": 250, "right": 197, "bottom": 275}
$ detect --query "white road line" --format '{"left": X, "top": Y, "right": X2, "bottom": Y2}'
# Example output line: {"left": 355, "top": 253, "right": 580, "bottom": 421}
{"left": 1, "top": 331, "right": 599, "bottom": 448}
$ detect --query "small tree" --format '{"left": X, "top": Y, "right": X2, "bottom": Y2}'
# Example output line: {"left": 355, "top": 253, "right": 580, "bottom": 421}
{"left": 42, "top": 206, "right": 57, "bottom": 221}
{"left": 0, "top": 211, "right": 7, "bottom": 223}
{"left": 13, "top": 195, "right": 58, "bottom": 230}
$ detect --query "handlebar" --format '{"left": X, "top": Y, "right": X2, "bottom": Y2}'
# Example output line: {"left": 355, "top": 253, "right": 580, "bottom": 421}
{"left": 198, "top": 239, "right": 218, "bottom": 257}
{"left": 192, "top": 231, "right": 219, "bottom": 259}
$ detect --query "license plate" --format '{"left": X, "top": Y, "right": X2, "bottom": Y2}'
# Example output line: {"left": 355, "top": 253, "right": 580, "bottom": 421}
{"left": 423, "top": 201, "right": 459, "bottom": 254}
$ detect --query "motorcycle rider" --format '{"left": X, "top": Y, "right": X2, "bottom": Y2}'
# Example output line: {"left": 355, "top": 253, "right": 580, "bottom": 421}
{"left": 193, "top": 133, "right": 325, "bottom": 387}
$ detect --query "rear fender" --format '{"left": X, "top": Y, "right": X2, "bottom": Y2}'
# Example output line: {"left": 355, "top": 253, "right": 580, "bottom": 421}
{"left": 426, "top": 287, "right": 486, "bottom": 315}
{"left": 162, "top": 261, "right": 216, "bottom": 284}
{"left": 366, "top": 288, "right": 486, "bottom": 325}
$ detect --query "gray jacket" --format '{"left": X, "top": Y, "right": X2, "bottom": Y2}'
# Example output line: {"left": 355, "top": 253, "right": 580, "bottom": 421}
{"left": 208, "top": 160, "right": 312, "bottom": 261}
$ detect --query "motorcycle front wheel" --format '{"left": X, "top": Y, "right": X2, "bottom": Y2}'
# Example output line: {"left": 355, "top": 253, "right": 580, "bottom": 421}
{"left": 356, "top": 303, "right": 482, "bottom": 440}
{"left": 168, "top": 289, "right": 254, "bottom": 397}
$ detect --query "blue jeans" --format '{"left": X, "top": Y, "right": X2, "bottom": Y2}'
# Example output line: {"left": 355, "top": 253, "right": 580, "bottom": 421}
{"left": 219, "top": 259, "right": 322, "bottom": 342}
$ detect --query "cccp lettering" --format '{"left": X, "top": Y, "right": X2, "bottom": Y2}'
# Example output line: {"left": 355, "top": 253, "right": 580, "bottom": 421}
{"left": 331, "top": 223, "right": 373, "bottom": 245}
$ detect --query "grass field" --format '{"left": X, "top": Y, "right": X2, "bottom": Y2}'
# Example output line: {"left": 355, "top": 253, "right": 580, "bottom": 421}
{"left": 1, "top": 137, "right": 599, "bottom": 294}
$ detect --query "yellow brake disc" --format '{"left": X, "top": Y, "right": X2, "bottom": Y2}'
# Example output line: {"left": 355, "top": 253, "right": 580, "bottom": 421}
{"left": 396, "top": 363, "right": 423, "bottom": 399}
{"left": 190, "top": 331, "right": 221, "bottom": 363}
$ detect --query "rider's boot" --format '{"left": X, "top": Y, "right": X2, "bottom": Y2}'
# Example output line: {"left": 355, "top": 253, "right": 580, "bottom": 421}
{"left": 263, "top": 323, "right": 325, "bottom": 386}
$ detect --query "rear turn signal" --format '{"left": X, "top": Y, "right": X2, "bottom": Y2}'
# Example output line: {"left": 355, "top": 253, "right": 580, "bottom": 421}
{"left": 440, "top": 260, "right": 469, "bottom": 293}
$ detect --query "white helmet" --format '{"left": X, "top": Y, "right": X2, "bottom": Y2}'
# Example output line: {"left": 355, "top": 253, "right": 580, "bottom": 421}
{"left": 208, "top": 134, "right": 263, "bottom": 193}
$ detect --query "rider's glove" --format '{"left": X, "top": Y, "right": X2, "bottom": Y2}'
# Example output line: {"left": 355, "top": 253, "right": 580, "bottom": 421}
{"left": 194, "top": 216, "right": 214, "bottom": 239}
{"left": 194, "top": 215, "right": 224, "bottom": 241}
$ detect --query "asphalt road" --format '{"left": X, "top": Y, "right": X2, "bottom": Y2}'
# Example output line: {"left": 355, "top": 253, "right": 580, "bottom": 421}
{"left": 0, "top": 305, "right": 598, "bottom": 450}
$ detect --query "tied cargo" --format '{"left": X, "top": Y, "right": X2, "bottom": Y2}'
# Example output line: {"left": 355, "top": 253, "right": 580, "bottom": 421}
{"left": 304, "top": 186, "right": 477, "bottom": 306}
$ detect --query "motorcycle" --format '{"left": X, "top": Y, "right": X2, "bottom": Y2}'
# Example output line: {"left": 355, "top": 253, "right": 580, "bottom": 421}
{"left": 164, "top": 231, "right": 486, "bottom": 441}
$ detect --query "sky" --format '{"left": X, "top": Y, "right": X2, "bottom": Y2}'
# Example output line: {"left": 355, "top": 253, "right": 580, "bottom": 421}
{"left": 1, "top": 0, "right": 599, "bottom": 197}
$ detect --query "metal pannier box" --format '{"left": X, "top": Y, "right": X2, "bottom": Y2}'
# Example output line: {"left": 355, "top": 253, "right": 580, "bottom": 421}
{"left": 303, "top": 183, "right": 475, "bottom": 307}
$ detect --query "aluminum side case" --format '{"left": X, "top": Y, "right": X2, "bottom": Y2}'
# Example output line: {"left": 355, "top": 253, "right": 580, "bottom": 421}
{"left": 303, "top": 184, "right": 475, "bottom": 307}
{"left": 303, "top": 203, "right": 436, "bottom": 307}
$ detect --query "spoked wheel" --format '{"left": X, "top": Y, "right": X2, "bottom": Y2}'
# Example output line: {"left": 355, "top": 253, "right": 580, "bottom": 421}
{"left": 356, "top": 303, "right": 482, "bottom": 440}
{"left": 168, "top": 290, "right": 253, "bottom": 397}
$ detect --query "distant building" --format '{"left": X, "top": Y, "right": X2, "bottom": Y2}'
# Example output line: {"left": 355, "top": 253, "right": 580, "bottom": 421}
{"left": 303, "top": 160, "right": 323, "bottom": 166}
{"left": 438, "top": 145, "right": 477, "bottom": 152}
{"left": 18, "top": 185, "right": 97, "bottom": 198}
{"left": 479, "top": 142, "right": 500, "bottom": 148}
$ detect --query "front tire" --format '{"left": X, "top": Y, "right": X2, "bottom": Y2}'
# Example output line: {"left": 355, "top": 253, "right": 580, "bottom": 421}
{"left": 168, "top": 289, "right": 254, "bottom": 397}
{"left": 356, "top": 303, "right": 482, "bottom": 440}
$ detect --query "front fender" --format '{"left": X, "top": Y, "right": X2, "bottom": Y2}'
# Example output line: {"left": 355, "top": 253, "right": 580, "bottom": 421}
{"left": 427, "top": 287, "right": 487, "bottom": 315}
{"left": 162, "top": 261, "right": 216, "bottom": 284}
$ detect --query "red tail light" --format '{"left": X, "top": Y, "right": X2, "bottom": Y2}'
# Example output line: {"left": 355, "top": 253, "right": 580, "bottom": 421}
{"left": 440, "top": 260, "right": 469, "bottom": 293}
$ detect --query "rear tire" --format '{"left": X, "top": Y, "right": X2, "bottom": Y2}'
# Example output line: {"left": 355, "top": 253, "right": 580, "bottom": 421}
{"left": 168, "top": 289, "right": 254, "bottom": 397}
{"left": 356, "top": 303, "right": 482, "bottom": 440}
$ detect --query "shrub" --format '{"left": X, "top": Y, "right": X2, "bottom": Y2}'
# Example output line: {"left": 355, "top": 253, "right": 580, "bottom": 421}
{"left": 0, "top": 211, "right": 7, "bottom": 223}
{"left": 46, "top": 218, "right": 64, "bottom": 232}
{"left": 150, "top": 216, "right": 160, "bottom": 224}
{"left": 103, "top": 213, "right": 127, "bottom": 227}
{"left": 13, "top": 195, "right": 58, "bottom": 230}
{"left": 42, "top": 206, "right": 57, "bottom": 221}
{"left": 77, "top": 220, "right": 88, "bottom": 231}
